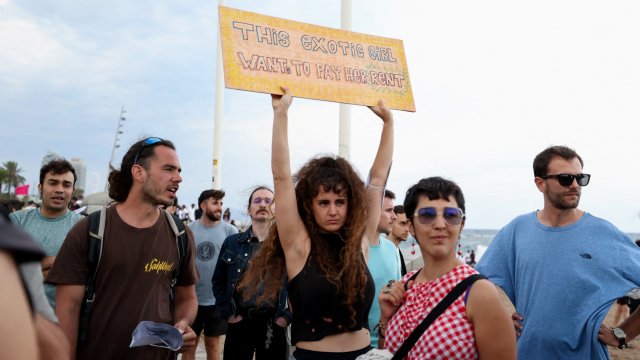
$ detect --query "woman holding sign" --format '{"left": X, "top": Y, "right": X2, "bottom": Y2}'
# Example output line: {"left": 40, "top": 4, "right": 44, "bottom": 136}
{"left": 238, "top": 87, "right": 394, "bottom": 359}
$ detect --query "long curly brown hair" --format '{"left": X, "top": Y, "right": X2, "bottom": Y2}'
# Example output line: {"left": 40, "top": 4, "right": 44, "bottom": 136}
{"left": 238, "top": 155, "right": 369, "bottom": 326}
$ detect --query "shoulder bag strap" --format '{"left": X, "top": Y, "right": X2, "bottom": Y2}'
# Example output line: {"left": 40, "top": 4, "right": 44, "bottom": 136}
{"left": 391, "top": 274, "right": 486, "bottom": 360}
{"left": 79, "top": 209, "right": 107, "bottom": 342}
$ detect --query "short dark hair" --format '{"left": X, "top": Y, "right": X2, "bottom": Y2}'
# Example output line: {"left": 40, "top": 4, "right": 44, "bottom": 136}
{"left": 384, "top": 189, "right": 395, "bottom": 200}
{"left": 40, "top": 159, "right": 77, "bottom": 187}
{"left": 198, "top": 189, "right": 225, "bottom": 208}
{"left": 403, "top": 177, "right": 466, "bottom": 222}
{"left": 533, "top": 145, "right": 584, "bottom": 178}
{"left": 393, "top": 205, "right": 405, "bottom": 215}
{"left": 107, "top": 137, "right": 175, "bottom": 202}
{"left": 8, "top": 199, "right": 24, "bottom": 211}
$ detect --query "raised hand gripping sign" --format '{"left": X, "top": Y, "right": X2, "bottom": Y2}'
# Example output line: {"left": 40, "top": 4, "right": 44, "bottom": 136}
{"left": 219, "top": 6, "right": 415, "bottom": 112}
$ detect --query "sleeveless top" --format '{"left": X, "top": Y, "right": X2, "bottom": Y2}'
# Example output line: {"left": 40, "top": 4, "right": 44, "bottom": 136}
{"left": 287, "top": 232, "right": 375, "bottom": 345}
{"left": 385, "top": 264, "right": 479, "bottom": 359}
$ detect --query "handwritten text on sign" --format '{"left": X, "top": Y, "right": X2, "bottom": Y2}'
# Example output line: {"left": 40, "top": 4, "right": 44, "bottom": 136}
{"left": 219, "top": 6, "right": 415, "bottom": 112}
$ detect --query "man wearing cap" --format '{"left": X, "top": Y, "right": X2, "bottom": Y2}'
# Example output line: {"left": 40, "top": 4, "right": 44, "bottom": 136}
{"left": 48, "top": 137, "right": 198, "bottom": 360}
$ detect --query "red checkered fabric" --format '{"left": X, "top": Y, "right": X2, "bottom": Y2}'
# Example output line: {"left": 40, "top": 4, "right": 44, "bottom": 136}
{"left": 384, "top": 264, "right": 479, "bottom": 359}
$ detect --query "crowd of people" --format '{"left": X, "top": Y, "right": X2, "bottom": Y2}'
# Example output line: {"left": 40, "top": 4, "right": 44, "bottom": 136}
{"left": 3, "top": 88, "right": 640, "bottom": 360}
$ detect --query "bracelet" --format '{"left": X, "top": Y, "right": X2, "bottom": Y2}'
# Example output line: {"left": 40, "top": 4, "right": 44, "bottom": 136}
{"left": 367, "top": 184, "right": 385, "bottom": 192}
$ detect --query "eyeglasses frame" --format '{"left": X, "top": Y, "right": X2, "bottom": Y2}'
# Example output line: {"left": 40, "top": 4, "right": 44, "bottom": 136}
{"left": 413, "top": 206, "right": 466, "bottom": 226}
{"left": 539, "top": 173, "right": 591, "bottom": 187}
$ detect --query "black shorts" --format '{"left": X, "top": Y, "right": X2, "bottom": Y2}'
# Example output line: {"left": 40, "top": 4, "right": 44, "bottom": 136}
{"left": 191, "top": 305, "right": 228, "bottom": 337}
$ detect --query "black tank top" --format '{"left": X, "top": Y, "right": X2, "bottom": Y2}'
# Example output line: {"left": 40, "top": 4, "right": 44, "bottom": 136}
{"left": 287, "top": 232, "right": 375, "bottom": 345}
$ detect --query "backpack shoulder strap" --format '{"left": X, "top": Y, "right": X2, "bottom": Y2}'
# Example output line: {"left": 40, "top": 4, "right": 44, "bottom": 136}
{"left": 163, "top": 210, "right": 187, "bottom": 289}
{"left": 79, "top": 209, "right": 106, "bottom": 342}
{"left": 87, "top": 209, "right": 107, "bottom": 277}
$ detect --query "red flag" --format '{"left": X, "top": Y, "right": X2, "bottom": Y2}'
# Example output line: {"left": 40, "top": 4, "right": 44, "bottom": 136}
{"left": 15, "top": 184, "right": 29, "bottom": 196}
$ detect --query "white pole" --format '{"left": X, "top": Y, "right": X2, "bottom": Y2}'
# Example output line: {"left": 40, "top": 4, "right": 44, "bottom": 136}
{"left": 339, "top": 0, "right": 352, "bottom": 160}
{"left": 212, "top": 0, "right": 225, "bottom": 190}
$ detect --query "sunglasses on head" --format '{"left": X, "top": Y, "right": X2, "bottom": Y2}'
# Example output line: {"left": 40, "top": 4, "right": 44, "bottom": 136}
{"left": 540, "top": 173, "right": 591, "bottom": 187}
{"left": 414, "top": 207, "right": 465, "bottom": 226}
{"left": 133, "top": 137, "right": 164, "bottom": 165}
{"left": 252, "top": 197, "right": 273, "bottom": 205}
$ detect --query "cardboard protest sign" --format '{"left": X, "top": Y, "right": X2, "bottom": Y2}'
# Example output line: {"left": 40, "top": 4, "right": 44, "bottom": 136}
{"left": 219, "top": 6, "right": 415, "bottom": 112}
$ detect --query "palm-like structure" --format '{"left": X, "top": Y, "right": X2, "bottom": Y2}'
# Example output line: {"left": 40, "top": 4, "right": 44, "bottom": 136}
{"left": 1, "top": 161, "right": 26, "bottom": 197}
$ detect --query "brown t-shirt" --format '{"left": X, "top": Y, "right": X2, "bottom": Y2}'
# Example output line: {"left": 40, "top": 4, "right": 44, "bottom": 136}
{"left": 47, "top": 206, "right": 198, "bottom": 360}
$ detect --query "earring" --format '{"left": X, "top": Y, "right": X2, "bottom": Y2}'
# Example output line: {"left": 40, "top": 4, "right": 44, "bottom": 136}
{"left": 411, "top": 237, "right": 416, "bottom": 255}
{"left": 457, "top": 236, "right": 462, "bottom": 257}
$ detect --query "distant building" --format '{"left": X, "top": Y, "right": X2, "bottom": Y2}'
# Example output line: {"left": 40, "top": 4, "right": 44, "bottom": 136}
{"left": 40, "top": 152, "right": 86, "bottom": 192}
{"left": 41, "top": 151, "right": 63, "bottom": 168}
{"left": 69, "top": 158, "right": 86, "bottom": 192}
{"left": 88, "top": 171, "right": 100, "bottom": 195}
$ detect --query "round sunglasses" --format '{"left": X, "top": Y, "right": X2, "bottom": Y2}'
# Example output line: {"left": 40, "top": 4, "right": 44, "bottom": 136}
{"left": 414, "top": 207, "right": 465, "bottom": 226}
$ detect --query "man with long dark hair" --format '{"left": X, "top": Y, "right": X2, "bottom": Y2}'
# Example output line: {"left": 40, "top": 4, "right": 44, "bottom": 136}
{"left": 48, "top": 137, "right": 198, "bottom": 360}
{"left": 213, "top": 186, "right": 290, "bottom": 359}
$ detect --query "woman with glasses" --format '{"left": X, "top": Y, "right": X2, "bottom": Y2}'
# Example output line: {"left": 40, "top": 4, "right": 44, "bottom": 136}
{"left": 377, "top": 177, "right": 516, "bottom": 359}
{"left": 238, "top": 87, "right": 393, "bottom": 360}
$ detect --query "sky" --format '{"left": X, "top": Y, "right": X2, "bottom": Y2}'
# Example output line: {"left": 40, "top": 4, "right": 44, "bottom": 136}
{"left": 2, "top": 0, "right": 639, "bottom": 232}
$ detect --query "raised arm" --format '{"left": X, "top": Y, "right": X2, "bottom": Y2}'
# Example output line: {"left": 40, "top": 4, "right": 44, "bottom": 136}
{"left": 363, "top": 101, "right": 394, "bottom": 257}
{"left": 271, "top": 87, "right": 309, "bottom": 277}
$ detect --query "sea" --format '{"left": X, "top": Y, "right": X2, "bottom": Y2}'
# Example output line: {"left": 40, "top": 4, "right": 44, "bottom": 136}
{"left": 398, "top": 229, "right": 640, "bottom": 272}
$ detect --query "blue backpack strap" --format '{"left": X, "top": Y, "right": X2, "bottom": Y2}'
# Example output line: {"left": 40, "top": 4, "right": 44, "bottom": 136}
{"left": 79, "top": 209, "right": 106, "bottom": 342}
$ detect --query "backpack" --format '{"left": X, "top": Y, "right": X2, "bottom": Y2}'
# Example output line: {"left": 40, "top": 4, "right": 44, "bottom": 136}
{"left": 78, "top": 208, "right": 188, "bottom": 342}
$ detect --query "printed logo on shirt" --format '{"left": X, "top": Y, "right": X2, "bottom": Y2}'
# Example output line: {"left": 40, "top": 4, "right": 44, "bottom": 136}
{"left": 580, "top": 253, "right": 592, "bottom": 259}
{"left": 144, "top": 258, "right": 175, "bottom": 274}
{"left": 197, "top": 242, "right": 215, "bottom": 261}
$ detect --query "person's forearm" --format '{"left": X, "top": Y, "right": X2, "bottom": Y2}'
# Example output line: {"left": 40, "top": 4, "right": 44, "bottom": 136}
{"left": 55, "top": 284, "right": 85, "bottom": 359}
{"left": 369, "top": 118, "right": 394, "bottom": 185}
{"left": 620, "top": 306, "right": 640, "bottom": 340}
{"left": 174, "top": 302, "right": 197, "bottom": 326}
{"left": 271, "top": 107, "right": 291, "bottom": 182}
{"left": 56, "top": 302, "right": 80, "bottom": 359}
{"left": 173, "top": 288, "right": 198, "bottom": 325}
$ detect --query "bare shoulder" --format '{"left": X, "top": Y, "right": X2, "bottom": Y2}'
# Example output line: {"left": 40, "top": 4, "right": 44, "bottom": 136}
{"left": 466, "top": 279, "right": 502, "bottom": 314}
{"left": 469, "top": 279, "right": 500, "bottom": 298}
